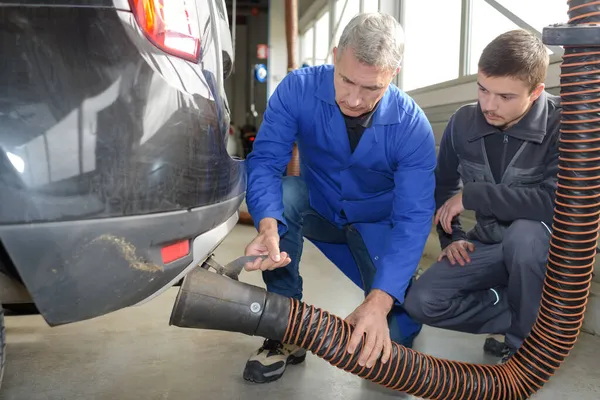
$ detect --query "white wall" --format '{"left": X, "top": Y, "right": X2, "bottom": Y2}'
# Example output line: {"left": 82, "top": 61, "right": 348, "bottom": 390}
{"left": 267, "top": 0, "right": 292, "bottom": 97}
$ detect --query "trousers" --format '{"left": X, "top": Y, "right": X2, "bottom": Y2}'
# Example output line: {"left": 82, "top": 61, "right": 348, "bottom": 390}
{"left": 403, "top": 219, "right": 551, "bottom": 350}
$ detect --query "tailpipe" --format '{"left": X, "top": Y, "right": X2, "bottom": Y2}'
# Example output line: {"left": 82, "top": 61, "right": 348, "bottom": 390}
{"left": 169, "top": 258, "right": 290, "bottom": 341}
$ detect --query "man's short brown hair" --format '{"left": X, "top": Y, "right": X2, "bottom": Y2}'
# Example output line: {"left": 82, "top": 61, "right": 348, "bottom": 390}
{"left": 478, "top": 29, "right": 549, "bottom": 92}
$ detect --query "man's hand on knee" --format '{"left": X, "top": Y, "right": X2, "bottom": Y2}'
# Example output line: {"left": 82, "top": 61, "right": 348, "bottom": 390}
{"left": 438, "top": 240, "right": 475, "bottom": 266}
{"left": 244, "top": 218, "right": 291, "bottom": 271}
{"left": 345, "top": 289, "right": 393, "bottom": 368}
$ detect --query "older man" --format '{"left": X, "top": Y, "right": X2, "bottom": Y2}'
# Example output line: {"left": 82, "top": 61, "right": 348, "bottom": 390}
{"left": 242, "top": 12, "right": 436, "bottom": 383}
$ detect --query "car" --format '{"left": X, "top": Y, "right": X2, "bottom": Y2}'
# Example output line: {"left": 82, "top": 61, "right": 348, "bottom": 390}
{"left": 0, "top": 0, "right": 244, "bottom": 386}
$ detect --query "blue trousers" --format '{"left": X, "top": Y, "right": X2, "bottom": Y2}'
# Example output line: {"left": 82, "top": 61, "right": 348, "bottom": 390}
{"left": 262, "top": 176, "right": 422, "bottom": 347}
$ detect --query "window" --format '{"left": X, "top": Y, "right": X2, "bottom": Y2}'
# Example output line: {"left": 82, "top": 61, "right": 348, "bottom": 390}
{"left": 302, "top": 25, "right": 315, "bottom": 65}
{"left": 402, "top": 0, "right": 461, "bottom": 91}
{"left": 495, "top": 0, "right": 569, "bottom": 33}
{"left": 362, "top": 0, "right": 380, "bottom": 13}
{"left": 469, "top": 0, "right": 523, "bottom": 74}
{"left": 334, "top": 0, "right": 360, "bottom": 47}
{"left": 314, "top": 11, "right": 330, "bottom": 64}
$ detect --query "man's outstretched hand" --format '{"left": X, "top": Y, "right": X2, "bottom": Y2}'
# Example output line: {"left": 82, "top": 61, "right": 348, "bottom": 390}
{"left": 345, "top": 289, "right": 394, "bottom": 368}
{"left": 244, "top": 218, "right": 291, "bottom": 271}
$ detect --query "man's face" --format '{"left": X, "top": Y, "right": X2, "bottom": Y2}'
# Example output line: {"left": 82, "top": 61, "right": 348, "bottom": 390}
{"left": 477, "top": 70, "right": 545, "bottom": 129}
{"left": 333, "top": 47, "right": 398, "bottom": 117}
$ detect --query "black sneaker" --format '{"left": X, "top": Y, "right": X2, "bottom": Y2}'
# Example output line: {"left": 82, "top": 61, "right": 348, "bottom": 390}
{"left": 243, "top": 339, "right": 307, "bottom": 383}
{"left": 497, "top": 348, "right": 516, "bottom": 365}
{"left": 483, "top": 336, "right": 508, "bottom": 357}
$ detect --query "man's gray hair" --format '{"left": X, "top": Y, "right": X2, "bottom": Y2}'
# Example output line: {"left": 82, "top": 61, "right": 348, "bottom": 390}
{"left": 337, "top": 12, "right": 405, "bottom": 71}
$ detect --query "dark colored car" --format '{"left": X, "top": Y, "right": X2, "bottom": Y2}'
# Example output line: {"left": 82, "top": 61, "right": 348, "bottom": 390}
{"left": 0, "top": 0, "right": 245, "bottom": 384}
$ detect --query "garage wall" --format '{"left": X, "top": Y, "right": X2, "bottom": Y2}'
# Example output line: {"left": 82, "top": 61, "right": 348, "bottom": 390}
{"left": 267, "top": 0, "right": 291, "bottom": 97}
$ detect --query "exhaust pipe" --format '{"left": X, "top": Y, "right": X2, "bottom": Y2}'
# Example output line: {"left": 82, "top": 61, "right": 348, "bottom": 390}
{"left": 170, "top": 259, "right": 290, "bottom": 341}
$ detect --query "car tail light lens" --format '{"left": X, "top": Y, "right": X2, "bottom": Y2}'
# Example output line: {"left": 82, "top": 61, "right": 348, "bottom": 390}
{"left": 130, "top": 0, "right": 201, "bottom": 62}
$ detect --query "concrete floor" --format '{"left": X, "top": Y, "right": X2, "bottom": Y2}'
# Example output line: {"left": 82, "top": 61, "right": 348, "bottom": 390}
{"left": 2, "top": 224, "right": 600, "bottom": 399}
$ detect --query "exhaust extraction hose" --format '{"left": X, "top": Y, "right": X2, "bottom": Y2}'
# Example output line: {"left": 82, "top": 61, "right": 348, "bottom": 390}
{"left": 170, "top": 2, "right": 600, "bottom": 399}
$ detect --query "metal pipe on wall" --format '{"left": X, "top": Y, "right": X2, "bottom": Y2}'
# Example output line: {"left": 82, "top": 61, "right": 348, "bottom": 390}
{"left": 285, "top": 0, "right": 301, "bottom": 177}
{"left": 285, "top": 0, "right": 298, "bottom": 72}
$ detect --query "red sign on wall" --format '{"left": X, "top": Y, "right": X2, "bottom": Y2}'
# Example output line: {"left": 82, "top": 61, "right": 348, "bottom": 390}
{"left": 257, "top": 44, "right": 268, "bottom": 59}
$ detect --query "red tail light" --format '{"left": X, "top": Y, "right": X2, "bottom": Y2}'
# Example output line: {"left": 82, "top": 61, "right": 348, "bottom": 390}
{"left": 129, "top": 0, "right": 201, "bottom": 62}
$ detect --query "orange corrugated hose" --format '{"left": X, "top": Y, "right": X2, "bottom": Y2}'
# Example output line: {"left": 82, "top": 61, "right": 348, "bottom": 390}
{"left": 275, "top": 2, "right": 600, "bottom": 399}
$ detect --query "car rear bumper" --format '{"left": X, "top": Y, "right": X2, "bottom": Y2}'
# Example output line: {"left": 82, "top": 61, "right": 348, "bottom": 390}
{"left": 0, "top": 192, "right": 244, "bottom": 326}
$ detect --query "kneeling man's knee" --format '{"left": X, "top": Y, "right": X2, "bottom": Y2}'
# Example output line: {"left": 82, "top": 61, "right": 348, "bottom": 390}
{"left": 503, "top": 220, "right": 550, "bottom": 259}
{"left": 404, "top": 278, "right": 447, "bottom": 325}
{"left": 503, "top": 219, "right": 550, "bottom": 276}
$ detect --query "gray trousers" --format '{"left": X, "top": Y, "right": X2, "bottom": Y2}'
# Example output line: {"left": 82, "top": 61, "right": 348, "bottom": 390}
{"left": 403, "top": 219, "right": 551, "bottom": 351}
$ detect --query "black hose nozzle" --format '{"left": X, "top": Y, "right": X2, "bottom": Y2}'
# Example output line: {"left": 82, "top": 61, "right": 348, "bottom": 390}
{"left": 169, "top": 263, "right": 290, "bottom": 341}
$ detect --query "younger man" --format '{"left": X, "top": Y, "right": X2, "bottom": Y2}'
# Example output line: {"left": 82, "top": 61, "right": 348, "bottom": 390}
{"left": 404, "top": 30, "right": 561, "bottom": 363}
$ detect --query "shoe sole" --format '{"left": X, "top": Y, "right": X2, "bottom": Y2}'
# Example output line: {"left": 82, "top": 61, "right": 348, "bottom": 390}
{"left": 243, "top": 352, "right": 306, "bottom": 384}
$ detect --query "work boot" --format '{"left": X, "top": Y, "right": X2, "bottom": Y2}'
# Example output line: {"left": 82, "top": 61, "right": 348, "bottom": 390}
{"left": 243, "top": 339, "right": 307, "bottom": 383}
